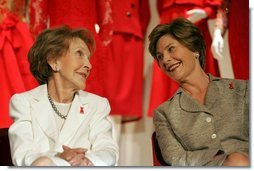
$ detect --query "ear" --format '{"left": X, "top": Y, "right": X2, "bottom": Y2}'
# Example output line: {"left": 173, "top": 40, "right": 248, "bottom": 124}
{"left": 193, "top": 52, "right": 199, "bottom": 59}
{"left": 47, "top": 57, "right": 59, "bottom": 72}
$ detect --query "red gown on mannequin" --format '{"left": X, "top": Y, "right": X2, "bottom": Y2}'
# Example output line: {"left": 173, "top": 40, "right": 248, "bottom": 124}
{"left": 213, "top": 0, "right": 248, "bottom": 80}
{"left": 104, "top": 0, "right": 150, "bottom": 121}
{"left": 0, "top": 0, "right": 38, "bottom": 128}
{"left": 29, "top": 0, "right": 113, "bottom": 96}
{"left": 227, "top": 0, "right": 249, "bottom": 79}
{"left": 148, "top": 0, "right": 221, "bottom": 116}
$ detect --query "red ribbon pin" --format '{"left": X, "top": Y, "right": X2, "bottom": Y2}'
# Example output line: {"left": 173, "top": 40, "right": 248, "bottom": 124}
{"left": 80, "top": 107, "right": 84, "bottom": 114}
{"left": 229, "top": 83, "right": 234, "bottom": 89}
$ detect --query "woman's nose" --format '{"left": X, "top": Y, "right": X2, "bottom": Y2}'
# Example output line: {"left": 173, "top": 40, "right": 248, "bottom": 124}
{"left": 83, "top": 59, "right": 92, "bottom": 70}
{"left": 162, "top": 53, "right": 172, "bottom": 62}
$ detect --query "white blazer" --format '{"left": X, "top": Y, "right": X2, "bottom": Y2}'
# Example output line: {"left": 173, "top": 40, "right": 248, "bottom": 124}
{"left": 8, "top": 84, "right": 119, "bottom": 166}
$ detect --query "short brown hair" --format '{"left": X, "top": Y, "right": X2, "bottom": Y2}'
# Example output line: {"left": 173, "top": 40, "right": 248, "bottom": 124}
{"left": 148, "top": 17, "right": 206, "bottom": 69}
{"left": 28, "top": 25, "right": 95, "bottom": 84}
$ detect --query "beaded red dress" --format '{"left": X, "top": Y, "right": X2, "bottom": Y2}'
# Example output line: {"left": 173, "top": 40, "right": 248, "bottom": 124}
{"left": 29, "top": 0, "right": 113, "bottom": 96}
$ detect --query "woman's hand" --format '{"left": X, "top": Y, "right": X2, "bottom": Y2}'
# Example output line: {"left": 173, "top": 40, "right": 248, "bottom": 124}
{"left": 80, "top": 157, "right": 94, "bottom": 166}
{"left": 57, "top": 145, "right": 88, "bottom": 166}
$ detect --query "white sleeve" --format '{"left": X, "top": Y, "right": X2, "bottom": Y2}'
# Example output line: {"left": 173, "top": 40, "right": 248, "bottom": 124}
{"left": 8, "top": 94, "right": 57, "bottom": 166}
{"left": 85, "top": 98, "right": 119, "bottom": 166}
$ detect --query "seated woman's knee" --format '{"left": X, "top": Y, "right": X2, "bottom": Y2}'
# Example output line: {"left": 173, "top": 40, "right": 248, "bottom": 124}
{"left": 31, "top": 156, "right": 54, "bottom": 166}
{"left": 223, "top": 152, "right": 249, "bottom": 166}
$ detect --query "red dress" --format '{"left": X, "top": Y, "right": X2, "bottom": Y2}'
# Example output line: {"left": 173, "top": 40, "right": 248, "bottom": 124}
{"left": 227, "top": 0, "right": 249, "bottom": 80}
{"left": 103, "top": 0, "right": 150, "bottom": 120}
{"left": 148, "top": 0, "right": 221, "bottom": 116}
{"left": 29, "top": 0, "right": 113, "bottom": 96}
{"left": 214, "top": 0, "right": 248, "bottom": 80}
{"left": 0, "top": 0, "right": 38, "bottom": 128}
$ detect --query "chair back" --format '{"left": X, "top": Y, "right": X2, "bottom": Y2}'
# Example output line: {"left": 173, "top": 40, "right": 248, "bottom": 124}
{"left": 0, "top": 128, "right": 13, "bottom": 166}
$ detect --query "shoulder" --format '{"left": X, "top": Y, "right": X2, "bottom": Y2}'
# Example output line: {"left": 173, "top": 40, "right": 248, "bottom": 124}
{"left": 10, "top": 85, "right": 46, "bottom": 102}
{"left": 154, "top": 89, "right": 181, "bottom": 115}
{"left": 212, "top": 76, "right": 248, "bottom": 96}
{"left": 78, "top": 90, "right": 109, "bottom": 102}
{"left": 78, "top": 91, "right": 111, "bottom": 118}
{"left": 78, "top": 90, "right": 110, "bottom": 109}
{"left": 215, "top": 76, "right": 248, "bottom": 86}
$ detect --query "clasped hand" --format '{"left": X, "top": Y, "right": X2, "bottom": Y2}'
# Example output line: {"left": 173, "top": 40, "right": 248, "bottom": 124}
{"left": 57, "top": 145, "right": 93, "bottom": 166}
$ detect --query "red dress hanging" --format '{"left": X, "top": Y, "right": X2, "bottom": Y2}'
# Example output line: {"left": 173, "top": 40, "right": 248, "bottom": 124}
{"left": 227, "top": 0, "right": 249, "bottom": 80}
{"left": 0, "top": 1, "right": 38, "bottom": 128}
{"left": 29, "top": 0, "right": 113, "bottom": 96}
{"left": 103, "top": 0, "right": 150, "bottom": 120}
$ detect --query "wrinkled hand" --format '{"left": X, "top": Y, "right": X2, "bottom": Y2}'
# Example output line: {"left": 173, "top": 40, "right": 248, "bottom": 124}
{"left": 80, "top": 157, "right": 94, "bottom": 166}
{"left": 186, "top": 9, "right": 207, "bottom": 23}
{"left": 57, "top": 145, "right": 88, "bottom": 166}
{"left": 211, "top": 28, "right": 224, "bottom": 60}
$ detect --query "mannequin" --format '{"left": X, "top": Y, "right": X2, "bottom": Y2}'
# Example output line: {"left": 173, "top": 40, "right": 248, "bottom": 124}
{"left": 211, "top": 0, "right": 249, "bottom": 80}
{"left": 211, "top": 0, "right": 229, "bottom": 60}
{"left": 187, "top": 8, "right": 208, "bottom": 23}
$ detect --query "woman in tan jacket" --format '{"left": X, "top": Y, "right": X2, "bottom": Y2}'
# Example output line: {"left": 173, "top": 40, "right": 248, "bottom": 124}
{"left": 149, "top": 17, "right": 249, "bottom": 166}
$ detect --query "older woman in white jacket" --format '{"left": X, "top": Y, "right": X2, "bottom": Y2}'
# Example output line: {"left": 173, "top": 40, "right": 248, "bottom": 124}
{"left": 8, "top": 26, "right": 119, "bottom": 166}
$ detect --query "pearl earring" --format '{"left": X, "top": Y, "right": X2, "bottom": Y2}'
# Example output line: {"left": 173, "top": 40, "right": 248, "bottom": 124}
{"left": 55, "top": 65, "right": 60, "bottom": 72}
{"left": 195, "top": 53, "right": 199, "bottom": 59}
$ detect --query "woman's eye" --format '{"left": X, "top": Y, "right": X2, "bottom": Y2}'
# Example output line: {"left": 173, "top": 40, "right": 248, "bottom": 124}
{"left": 77, "top": 50, "right": 83, "bottom": 56}
{"left": 156, "top": 54, "right": 162, "bottom": 60}
{"left": 168, "top": 46, "right": 175, "bottom": 53}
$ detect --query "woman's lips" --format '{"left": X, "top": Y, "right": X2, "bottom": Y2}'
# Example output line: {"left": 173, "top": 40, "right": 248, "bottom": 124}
{"left": 77, "top": 72, "right": 88, "bottom": 79}
{"left": 167, "top": 62, "right": 181, "bottom": 72}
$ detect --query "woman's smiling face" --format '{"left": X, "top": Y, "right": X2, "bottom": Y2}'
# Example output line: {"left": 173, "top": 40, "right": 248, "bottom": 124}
{"left": 56, "top": 37, "right": 92, "bottom": 90}
{"left": 156, "top": 34, "right": 198, "bottom": 82}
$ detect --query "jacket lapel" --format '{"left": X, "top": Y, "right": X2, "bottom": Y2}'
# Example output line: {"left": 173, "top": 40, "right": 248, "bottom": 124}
{"left": 179, "top": 74, "right": 219, "bottom": 114}
{"left": 58, "top": 92, "right": 90, "bottom": 145}
{"left": 179, "top": 89, "right": 209, "bottom": 113}
{"left": 204, "top": 75, "right": 219, "bottom": 110}
{"left": 31, "top": 85, "right": 58, "bottom": 142}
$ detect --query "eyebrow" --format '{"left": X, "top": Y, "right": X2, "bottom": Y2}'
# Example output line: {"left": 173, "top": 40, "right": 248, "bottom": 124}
{"left": 156, "top": 42, "right": 175, "bottom": 55}
{"left": 76, "top": 46, "right": 87, "bottom": 50}
{"left": 76, "top": 46, "right": 91, "bottom": 56}
{"left": 164, "top": 42, "right": 174, "bottom": 50}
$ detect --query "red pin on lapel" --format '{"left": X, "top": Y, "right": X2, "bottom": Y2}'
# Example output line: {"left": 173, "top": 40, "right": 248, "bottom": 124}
{"left": 229, "top": 83, "right": 234, "bottom": 89}
{"left": 80, "top": 106, "right": 84, "bottom": 114}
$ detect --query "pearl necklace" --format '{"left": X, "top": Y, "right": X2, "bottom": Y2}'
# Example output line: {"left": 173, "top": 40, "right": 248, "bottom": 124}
{"left": 48, "top": 93, "right": 68, "bottom": 120}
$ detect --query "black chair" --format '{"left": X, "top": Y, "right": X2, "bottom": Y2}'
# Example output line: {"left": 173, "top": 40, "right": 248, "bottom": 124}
{"left": 0, "top": 128, "right": 13, "bottom": 166}
{"left": 151, "top": 132, "right": 170, "bottom": 166}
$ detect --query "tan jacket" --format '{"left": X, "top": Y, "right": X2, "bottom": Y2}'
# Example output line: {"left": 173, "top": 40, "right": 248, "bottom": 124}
{"left": 154, "top": 74, "right": 249, "bottom": 166}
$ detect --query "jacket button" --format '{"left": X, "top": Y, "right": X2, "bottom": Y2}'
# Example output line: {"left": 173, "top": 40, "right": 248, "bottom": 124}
{"left": 211, "top": 134, "right": 217, "bottom": 139}
{"left": 126, "top": 11, "right": 131, "bottom": 17}
{"left": 206, "top": 117, "right": 212, "bottom": 123}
